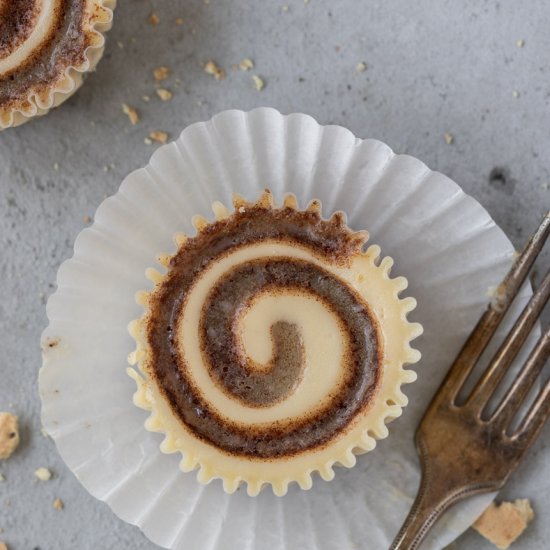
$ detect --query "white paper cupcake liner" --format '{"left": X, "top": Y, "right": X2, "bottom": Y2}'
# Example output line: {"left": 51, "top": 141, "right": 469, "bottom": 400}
{"left": 40, "top": 108, "right": 535, "bottom": 550}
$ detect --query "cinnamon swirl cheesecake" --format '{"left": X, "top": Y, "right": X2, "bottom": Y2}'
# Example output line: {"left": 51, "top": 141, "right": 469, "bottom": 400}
{"left": 0, "top": 0, "right": 115, "bottom": 129}
{"left": 128, "top": 190, "right": 422, "bottom": 496}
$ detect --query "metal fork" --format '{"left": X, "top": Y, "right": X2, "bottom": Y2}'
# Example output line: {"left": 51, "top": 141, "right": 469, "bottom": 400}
{"left": 391, "top": 212, "right": 550, "bottom": 550}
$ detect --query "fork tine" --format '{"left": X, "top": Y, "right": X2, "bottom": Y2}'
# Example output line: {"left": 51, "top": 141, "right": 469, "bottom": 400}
{"left": 492, "top": 326, "right": 550, "bottom": 426}
{"left": 466, "top": 270, "right": 550, "bottom": 411}
{"left": 443, "top": 212, "right": 550, "bottom": 402}
{"left": 513, "top": 374, "right": 550, "bottom": 445}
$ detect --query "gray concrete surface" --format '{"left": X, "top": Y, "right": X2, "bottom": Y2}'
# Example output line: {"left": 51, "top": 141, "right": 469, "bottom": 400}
{"left": 1, "top": 1, "right": 549, "bottom": 548}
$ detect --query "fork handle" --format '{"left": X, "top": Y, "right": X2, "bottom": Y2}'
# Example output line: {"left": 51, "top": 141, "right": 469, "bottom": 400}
{"left": 389, "top": 473, "right": 456, "bottom": 550}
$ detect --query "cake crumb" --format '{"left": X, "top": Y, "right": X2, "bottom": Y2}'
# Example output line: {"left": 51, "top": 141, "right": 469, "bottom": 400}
{"left": 53, "top": 498, "right": 64, "bottom": 510}
{"left": 175, "top": 17, "right": 184, "bottom": 25}
{"left": 473, "top": 499, "right": 534, "bottom": 549}
{"left": 444, "top": 132, "right": 454, "bottom": 145}
{"left": 355, "top": 61, "right": 367, "bottom": 72}
{"left": 512, "top": 90, "right": 520, "bottom": 99}
{"left": 204, "top": 60, "right": 225, "bottom": 80}
{"left": 156, "top": 89, "right": 173, "bottom": 101}
{"left": 153, "top": 66, "right": 170, "bottom": 81}
{"left": 0, "top": 413, "right": 19, "bottom": 460}
{"left": 35, "top": 468, "right": 52, "bottom": 481}
{"left": 122, "top": 104, "right": 139, "bottom": 125}
{"left": 252, "top": 75, "right": 265, "bottom": 91}
{"left": 148, "top": 12, "right": 160, "bottom": 25}
{"left": 239, "top": 58, "right": 254, "bottom": 71}
{"left": 516, "top": 39, "right": 525, "bottom": 48}
{"left": 149, "top": 131, "right": 168, "bottom": 144}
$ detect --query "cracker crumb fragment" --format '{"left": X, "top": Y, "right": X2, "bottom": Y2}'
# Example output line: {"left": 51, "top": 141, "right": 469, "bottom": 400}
{"left": 473, "top": 499, "right": 534, "bottom": 549}
{"left": 34, "top": 467, "right": 52, "bottom": 481}
{"left": 516, "top": 39, "right": 525, "bottom": 48}
{"left": 175, "top": 17, "right": 184, "bottom": 25}
{"left": 204, "top": 60, "right": 225, "bottom": 80}
{"left": 239, "top": 58, "right": 254, "bottom": 71}
{"left": 512, "top": 90, "right": 520, "bottom": 99}
{"left": 148, "top": 12, "right": 160, "bottom": 25}
{"left": 355, "top": 61, "right": 367, "bottom": 72}
{"left": 0, "top": 413, "right": 19, "bottom": 460}
{"left": 53, "top": 498, "right": 64, "bottom": 510}
{"left": 443, "top": 132, "right": 454, "bottom": 145}
{"left": 156, "top": 89, "right": 173, "bottom": 101}
{"left": 122, "top": 104, "right": 139, "bottom": 125}
{"left": 149, "top": 131, "right": 168, "bottom": 144}
{"left": 153, "top": 66, "right": 170, "bottom": 81}
{"left": 252, "top": 74, "right": 265, "bottom": 91}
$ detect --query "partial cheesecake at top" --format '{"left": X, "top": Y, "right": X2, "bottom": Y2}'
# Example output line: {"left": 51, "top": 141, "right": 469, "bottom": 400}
{"left": 0, "top": 0, "right": 115, "bottom": 129}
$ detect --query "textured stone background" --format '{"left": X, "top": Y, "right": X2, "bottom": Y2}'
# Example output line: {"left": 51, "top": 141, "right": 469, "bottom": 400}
{"left": 0, "top": 1, "right": 549, "bottom": 548}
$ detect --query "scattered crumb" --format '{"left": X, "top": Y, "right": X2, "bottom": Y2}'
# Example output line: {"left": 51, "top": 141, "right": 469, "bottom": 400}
{"left": 149, "top": 131, "right": 168, "bottom": 144}
{"left": 156, "top": 89, "right": 173, "bottom": 101}
{"left": 144, "top": 137, "right": 153, "bottom": 145}
{"left": 41, "top": 428, "right": 49, "bottom": 437}
{"left": 0, "top": 542, "right": 7, "bottom": 550}
{"left": 0, "top": 413, "right": 20, "bottom": 460}
{"left": 148, "top": 12, "right": 160, "bottom": 25}
{"left": 282, "top": 4, "right": 289, "bottom": 11}
{"left": 516, "top": 39, "right": 525, "bottom": 48}
{"left": 53, "top": 162, "right": 59, "bottom": 171}
{"left": 34, "top": 467, "right": 52, "bottom": 481}
{"left": 122, "top": 104, "right": 139, "bottom": 125}
{"left": 512, "top": 90, "right": 520, "bottom": 98}
{"left": 53, "top": 498, "right": 64, "bottom": 510}
{"left": 204, "top": 60, "right": 225, "bottom": 80}
{"left": 117, "top": 41, "right": 124, "bottom": 49}
{"left": 0, "top": 473, "right": 4, "bottom": 482}
{"left": 355, "top": 61, "right": 367, "bottom": 72}
{"left": 252, "top": 74, "right": 265, "bottom": 91}
{"left": 153, "top": 66, "right": 170, "bottom": 81}
{"left": 83, "top": 215, "right": 92, "bottom": 224}
{"left": 304, "top": 0, "right": 309, "bottom": 3}
{"left": 175, "top": 17, "right": 184, "bottom": 25}
{"left": 335, "top": 45, "right": 341, "bottom": 53}
{"left": 473, "top": 499, "right": 534, "bottom": 550}
{"left": 444, "top": 132, "right": 454, "bottom": 145}
{"left": 540, "top": 182, "right": 549, "bottom": 191}
{"left": 239, "top": 58, "right": 254, "bottom": 71}
{"left": 142, "top": 95, "right": 151, "bottom": 102}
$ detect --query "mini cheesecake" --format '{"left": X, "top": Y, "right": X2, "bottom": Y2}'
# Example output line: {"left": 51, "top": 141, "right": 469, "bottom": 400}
{"left": 128, "top": 190, "right": 422, "bottom": 496}
{"left": 0, "top": 0, "right": 115, "bottom": 129}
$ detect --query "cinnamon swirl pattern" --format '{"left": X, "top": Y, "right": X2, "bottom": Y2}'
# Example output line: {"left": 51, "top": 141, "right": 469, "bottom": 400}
{"left": 0, "top": 0, "right": 115, "bottom": 129}
{"left": 128, "top": 190, "right": 422, "bottom": 496}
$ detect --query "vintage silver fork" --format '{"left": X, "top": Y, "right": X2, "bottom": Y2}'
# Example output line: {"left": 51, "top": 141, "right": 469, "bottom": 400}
{"left": 391, "top": 212, "right": 550, "bottom": 550}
